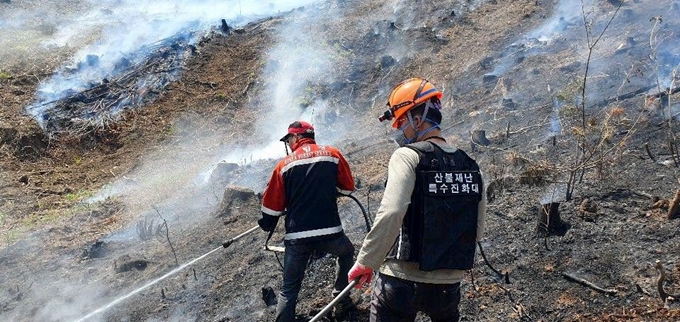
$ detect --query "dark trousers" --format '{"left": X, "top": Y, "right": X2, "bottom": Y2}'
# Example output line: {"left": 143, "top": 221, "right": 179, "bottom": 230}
{"left": 275, "top": 234, "right": 355, "bottom": 322}
{"left": 370, "top": 273, "right": 461, "bottom": 322}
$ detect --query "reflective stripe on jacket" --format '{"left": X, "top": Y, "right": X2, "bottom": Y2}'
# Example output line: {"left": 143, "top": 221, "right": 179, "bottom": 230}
{"left": 261, "top": 139, "right": 354, "bottom": 244}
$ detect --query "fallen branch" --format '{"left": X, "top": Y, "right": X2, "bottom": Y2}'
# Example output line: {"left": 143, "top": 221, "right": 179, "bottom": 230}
{"left": 562, "top": 272, "right": 617, "bottom": 295}
{"left": 635, "top": 282, "right": 651, "bottom": 296}
{"left": 507, "top": 122, "right": 550, "bottom": 135}
{"left": 241, "top": 79, "right": 254, "bottom": 96}
{"left": 644, "top": 142, "right": 656, "bottom": 162}
{"left": 655, "top": 260, "right": 680, "bottom": 302}
{"left": 592, "top": 85, "right": 655, "bottom": 108}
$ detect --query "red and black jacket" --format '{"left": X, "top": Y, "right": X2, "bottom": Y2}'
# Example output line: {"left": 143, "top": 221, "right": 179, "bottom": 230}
{"left": 261, "top": 139, "right": 355, "bottom": 244}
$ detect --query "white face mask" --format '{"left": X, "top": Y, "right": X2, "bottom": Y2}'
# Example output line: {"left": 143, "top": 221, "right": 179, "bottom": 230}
{"left": 394, "top": 131, "right": 409, "bottom": 147}
{"left": 394, "top": 119, "right": 417, "bottom": 147}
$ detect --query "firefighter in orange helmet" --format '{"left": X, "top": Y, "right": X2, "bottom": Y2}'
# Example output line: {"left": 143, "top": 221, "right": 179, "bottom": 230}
{"left": 349, "top": 78, "right": 487, "bottom": 321}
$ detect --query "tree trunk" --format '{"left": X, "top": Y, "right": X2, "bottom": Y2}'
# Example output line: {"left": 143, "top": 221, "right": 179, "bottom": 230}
{"left": 537, "top": 202, "right": 567, "bottom": 236}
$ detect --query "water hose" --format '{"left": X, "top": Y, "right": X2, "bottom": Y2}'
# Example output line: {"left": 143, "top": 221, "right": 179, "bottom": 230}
{"left": 309, "top": 279, "right": 358, "bottom": 322}
{"left": 342, "top": 193, "right": 372, "bottom": 232}
{"left": 76, "top": 225, "right": 260, "bottom": 322}
{"left": 223, "top": 225, "right": 259, "bottom": 248}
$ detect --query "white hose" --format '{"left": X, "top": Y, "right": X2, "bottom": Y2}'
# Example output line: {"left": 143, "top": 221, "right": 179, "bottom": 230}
{"left": 309, "top": 279, "right": 358, "bottom": 322}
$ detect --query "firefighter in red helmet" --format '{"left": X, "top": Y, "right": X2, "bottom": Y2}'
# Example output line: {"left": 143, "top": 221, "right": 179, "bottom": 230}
{"left": 259, "top": 120, "right": 357, "bottom": 321}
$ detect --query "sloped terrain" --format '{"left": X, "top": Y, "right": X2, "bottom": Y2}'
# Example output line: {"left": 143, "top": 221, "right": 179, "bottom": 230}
{"left": 1, "top": 0, "right": 680, "bottom": 321}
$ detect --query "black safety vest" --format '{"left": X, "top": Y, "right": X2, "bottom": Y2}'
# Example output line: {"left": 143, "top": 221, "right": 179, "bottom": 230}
{"left": 386, "top": 141, "right": 483, "bottom": 271}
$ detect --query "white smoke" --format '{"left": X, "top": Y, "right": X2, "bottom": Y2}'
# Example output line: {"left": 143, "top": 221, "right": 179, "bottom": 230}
{"left": 22, "top": 0, "right": 322, "bottom": 120}
{"left": 525, "top": 0, "right": 588, "bottom": 42}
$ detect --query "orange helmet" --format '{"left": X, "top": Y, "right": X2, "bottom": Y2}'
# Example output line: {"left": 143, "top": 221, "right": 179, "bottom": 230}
{"left": 381, "top": 78, "right": 443, "bottom": 128}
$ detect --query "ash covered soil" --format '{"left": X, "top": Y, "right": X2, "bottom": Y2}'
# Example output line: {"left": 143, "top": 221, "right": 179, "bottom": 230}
{"left": 2, "top": 0, "right": 680, "bottom": 321}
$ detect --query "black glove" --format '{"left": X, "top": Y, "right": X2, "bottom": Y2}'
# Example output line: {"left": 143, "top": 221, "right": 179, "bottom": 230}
{"left": 258, "top": 214, "right": 279, "bottom": 232}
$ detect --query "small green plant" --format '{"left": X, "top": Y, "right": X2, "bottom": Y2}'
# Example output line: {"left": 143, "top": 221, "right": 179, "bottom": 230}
{"left": 0, "top": 72, "right": 11, "bottom": 79}
{"left": 21, "top": 212, "right": 57, "bottom": 230}
{"left": 166, "top": 124, "right": 177, "bottom": 135}
{"left": 298, "top": 96, "right": 314, "bottom": 108}
{"left": 558, "top": 104, "right": 579, "bottom": 119}
{"left": 3, "top": 230, "right": 19, "bottom": 245}
{"left": 215, "top": 92, "right": 227, "bottom": 101}
{"left": 65, "top": 190, "right": 92, "bottom": 202}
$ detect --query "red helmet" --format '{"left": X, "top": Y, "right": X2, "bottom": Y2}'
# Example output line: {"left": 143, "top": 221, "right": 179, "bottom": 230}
{"left": 279, "top": 120, "right": 315, "bottom": 142}
{"left": 379, "top": 78, "right": 443, "bottom": 128}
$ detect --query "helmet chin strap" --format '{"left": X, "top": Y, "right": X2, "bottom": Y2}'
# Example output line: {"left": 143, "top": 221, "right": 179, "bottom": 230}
{"left": 402, "top": 110, "right": 440, "bottom": 144}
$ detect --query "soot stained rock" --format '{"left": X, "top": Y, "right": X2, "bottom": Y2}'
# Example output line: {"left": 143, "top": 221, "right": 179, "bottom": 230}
{"left": 114, "top": 255, "right": 150, "bottom": 273}
{"left": 82, "top": 240, "right": 108, "bottom": 259}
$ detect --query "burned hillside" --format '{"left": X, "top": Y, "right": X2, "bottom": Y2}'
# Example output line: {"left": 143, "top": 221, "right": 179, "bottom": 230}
{"left": 1, "top": 0, "right": 680, "bottom": 321}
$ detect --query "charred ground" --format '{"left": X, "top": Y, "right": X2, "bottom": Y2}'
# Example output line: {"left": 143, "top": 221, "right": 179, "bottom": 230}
{"left": 2, "top": 0, "right": 680, "bottom": 321}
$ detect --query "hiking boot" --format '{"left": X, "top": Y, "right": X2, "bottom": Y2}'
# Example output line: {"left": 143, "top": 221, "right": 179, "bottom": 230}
{"left": 332, "top": 296, "right": 356, "bottom": 320}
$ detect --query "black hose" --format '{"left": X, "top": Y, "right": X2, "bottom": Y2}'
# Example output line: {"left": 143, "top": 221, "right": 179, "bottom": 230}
{"left": 477, "top": 241, "right": 510, "bottom": 284}
{"left": 341, "top": 193, "right": 372, "bottom": 232}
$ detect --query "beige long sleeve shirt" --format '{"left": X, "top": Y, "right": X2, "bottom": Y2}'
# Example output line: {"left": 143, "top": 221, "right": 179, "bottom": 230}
{"left": 356, "top": 142, "right": 486, "bottom": 284}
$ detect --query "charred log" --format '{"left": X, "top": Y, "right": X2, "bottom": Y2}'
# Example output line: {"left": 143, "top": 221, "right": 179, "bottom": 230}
{"left": 114, "top": 256, "right": 150, "bottom": 273}
{"left": 562, "top": 272, "right": 617, "bottom": 295}
{"left": 81, "top": 240, "right": 108, "bottom": 259}
{"left": 592, "top": 85, "right": 655, "bottom": 109}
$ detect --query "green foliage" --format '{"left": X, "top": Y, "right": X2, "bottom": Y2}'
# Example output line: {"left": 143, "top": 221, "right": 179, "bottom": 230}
{"left": 3, "top": 230, "right": 19, "bottom": 245}
{"left": 0, "top": 72, "right": 11, "bottom": 79}
{"left": 22, "top": 211, "right": 61, "bottom": 228}
{"left": 558, "top": 104, "right": 580, "bottom": 119}
{"left": 297, "top": 85, "right": 316, "bottom": 108}
{"left": 65, "top": 190, "right": 92, "bottom": 202}
{"left": 215, "top": 92, "right": 228, "bottom": 101}
{"left": 554, "top": 80, "right": 582, "bottom": 104}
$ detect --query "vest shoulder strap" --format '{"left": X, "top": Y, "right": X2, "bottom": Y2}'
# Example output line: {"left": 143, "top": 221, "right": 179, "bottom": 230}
{"left": 405, "top": 141, "right": 433, "bottom": 169}
{"left": 405, "top": 141, "right": 435, "bottom": 153}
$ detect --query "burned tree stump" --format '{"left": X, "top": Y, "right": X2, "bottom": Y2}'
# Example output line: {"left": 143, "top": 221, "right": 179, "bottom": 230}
{"left": 536, "top": 202, "right": 568, "bottom": 236}
{"left": 501, "top": 98, "right": 516, "bottom": 110}
{"left": 471, "top": 130, "right": 491, "bottom": 146}
{"left": 483, "top": 74, "right": 498, "bottom": 84}
{"left": 220, "top": 19, "right": 231, "bottom": 35}
{"left": 218, "top": 186, "right": 259, "bottom": 218}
